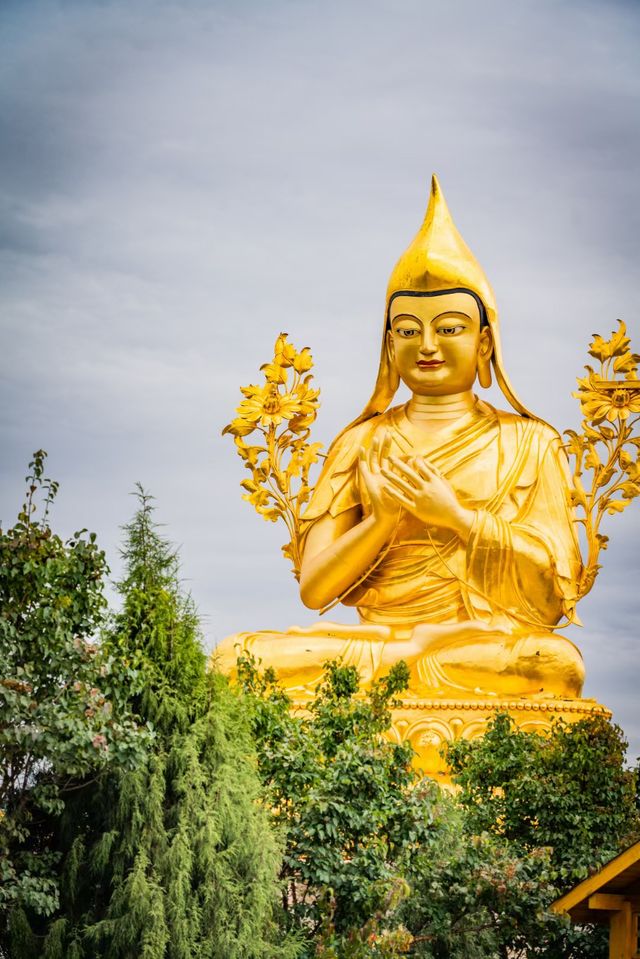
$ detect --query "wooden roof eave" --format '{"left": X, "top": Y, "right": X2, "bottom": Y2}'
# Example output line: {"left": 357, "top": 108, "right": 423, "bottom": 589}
{"left": 552, "top": 841, "right": 640, "bottom": 921}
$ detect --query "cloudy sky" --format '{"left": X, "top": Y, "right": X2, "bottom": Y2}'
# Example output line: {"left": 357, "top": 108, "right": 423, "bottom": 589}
{"left": 1, "top": 0, "right": 639, "bottom": 755}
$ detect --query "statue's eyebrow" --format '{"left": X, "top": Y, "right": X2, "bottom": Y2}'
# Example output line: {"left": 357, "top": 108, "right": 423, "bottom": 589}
{"left": 390, "top": 313, "right": 421, "bottom": 324}
{"left": 431, "top": 310, "right": 472, "bottom": 324}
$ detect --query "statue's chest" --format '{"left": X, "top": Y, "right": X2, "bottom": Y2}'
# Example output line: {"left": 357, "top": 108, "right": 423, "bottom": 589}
{"left": 384, "top": 421, "right": 502, "bottom": 507}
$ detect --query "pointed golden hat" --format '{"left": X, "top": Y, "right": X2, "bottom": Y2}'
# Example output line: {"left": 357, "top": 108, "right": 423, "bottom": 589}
{"left": 353, "top": 174, "right": 535, "bottom": 428}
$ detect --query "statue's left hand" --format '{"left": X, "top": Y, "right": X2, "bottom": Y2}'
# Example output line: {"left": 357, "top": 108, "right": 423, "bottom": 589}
{"left": 382, "top": 455, "right": 475, "bottom": 542}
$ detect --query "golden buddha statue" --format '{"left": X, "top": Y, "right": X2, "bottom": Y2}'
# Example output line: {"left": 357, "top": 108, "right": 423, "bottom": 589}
{"left": 216, "top": 175, "right": 638, "bottom": 776}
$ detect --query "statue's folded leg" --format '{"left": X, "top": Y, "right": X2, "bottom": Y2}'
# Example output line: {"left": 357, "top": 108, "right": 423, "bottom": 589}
{"left": 213, "top": 618, "right": 584, "bottom": 701}
{"left": 405, "top": 621, "right": 585, "bottom": 698}
{"left": 212, "top": 622, "right": 393, "bottom": 695}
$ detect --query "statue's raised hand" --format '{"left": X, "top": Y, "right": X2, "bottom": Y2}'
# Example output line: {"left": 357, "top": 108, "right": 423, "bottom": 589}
{"left": 358, "top": 433, "right": 401, "bottom": 528}
{"left": 382, "top": 455, "right": 475, "bottom": 542}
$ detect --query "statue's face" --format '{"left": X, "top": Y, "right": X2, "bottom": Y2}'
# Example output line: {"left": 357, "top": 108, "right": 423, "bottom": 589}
{"left": 387, "top": 290, "right": 492, "bottom": 396}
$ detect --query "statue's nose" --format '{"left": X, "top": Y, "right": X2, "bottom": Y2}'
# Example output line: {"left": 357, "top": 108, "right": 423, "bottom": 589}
{"left": 420, "top": 328, "right": 437, "bottom": 353}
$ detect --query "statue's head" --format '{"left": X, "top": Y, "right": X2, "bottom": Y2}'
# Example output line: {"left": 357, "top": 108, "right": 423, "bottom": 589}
{"left": 387, "top": 289, "right": 493, "bottom": 397}
{"left": 352, "top": 175, "right": 535, "bottom": 428}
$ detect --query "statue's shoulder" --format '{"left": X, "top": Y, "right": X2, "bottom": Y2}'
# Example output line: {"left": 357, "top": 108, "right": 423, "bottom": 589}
{"left": 318, "top": 421, "right": 369, "bottom": 480}
{"left": 324, "top": 410, "right": 399, "bottom": 473}
{"left": 487, "top": 404, "right": 562, "bottom": 449}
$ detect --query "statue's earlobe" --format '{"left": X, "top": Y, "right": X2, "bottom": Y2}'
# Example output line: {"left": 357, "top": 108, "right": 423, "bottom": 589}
{"left": 478, "top": 354, "right": 492, "bottom": 388}
{"left": 477, "top": 329, "right": 493, "bottom": 389}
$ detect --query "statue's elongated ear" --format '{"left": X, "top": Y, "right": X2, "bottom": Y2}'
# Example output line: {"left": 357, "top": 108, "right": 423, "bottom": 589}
{"left": 477, "top": 327, "right": 493, "bottom": 389}
{"left": 385, "top": 328, "right": 395, "bottom": 366}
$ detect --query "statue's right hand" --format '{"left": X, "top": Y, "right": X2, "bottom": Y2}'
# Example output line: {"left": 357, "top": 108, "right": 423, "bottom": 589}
{"left": 358, "top": 433, "right": 401, "bottom": 527}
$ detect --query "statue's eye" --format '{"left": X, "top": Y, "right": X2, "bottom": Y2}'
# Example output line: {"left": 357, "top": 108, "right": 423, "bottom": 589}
{"left": 397, "top": 328, "right": 419, "bottom": 338}
{"left": 438, "top": 325, "right": 464, "bottom": 336}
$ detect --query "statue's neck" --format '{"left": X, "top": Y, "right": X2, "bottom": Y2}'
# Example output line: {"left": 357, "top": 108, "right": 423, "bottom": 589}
{"left": 406, "top": 391, "right": 476, "bottom": 423}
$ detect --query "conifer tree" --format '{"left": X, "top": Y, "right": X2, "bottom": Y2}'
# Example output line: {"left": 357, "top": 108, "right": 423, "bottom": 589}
{"left": 27, "top": 487, "right": 290, "bottom": 959}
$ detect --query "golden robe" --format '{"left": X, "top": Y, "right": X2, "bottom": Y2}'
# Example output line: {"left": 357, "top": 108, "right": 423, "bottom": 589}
{"left": 216, "top": 399, "right": 585, "bottom": 700}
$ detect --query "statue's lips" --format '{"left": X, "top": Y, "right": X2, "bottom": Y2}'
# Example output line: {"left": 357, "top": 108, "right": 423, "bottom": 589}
{"left": 416, "top": 360, "right": 444, "bottom": 369}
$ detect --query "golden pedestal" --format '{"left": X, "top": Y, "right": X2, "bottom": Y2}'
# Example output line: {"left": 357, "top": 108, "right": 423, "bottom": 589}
{"left": 388, "top": 697, "right": 611, "bottom": 784}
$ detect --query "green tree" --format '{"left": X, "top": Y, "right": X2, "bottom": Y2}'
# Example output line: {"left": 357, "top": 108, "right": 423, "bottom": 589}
{"left": 447, "top": 712, "right": 639, "bottom": 884}
{"left": 232, "top": 667, "right": 639, "bottom": 959}
{"left": 399, "top": 794, "right": 570, "bottom": 959}
{"left": 0, "top": 452, "right": 145, "bottom": 953}
{"left": 19, "top": 487, "right": 290, "bottom": 959}
{"left": 404, "top": 711, "right": 640, "bottom": 959}
{"left": 236, "top": 656, "right": 435, "bottom": 958}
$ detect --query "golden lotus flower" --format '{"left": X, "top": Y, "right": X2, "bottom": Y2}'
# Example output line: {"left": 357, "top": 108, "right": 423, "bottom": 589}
{"left": 235, "top": 383, "right": 302, "bottom": 428}
{"left": 575, "top": 371, "right": 640, "bottom": 423}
